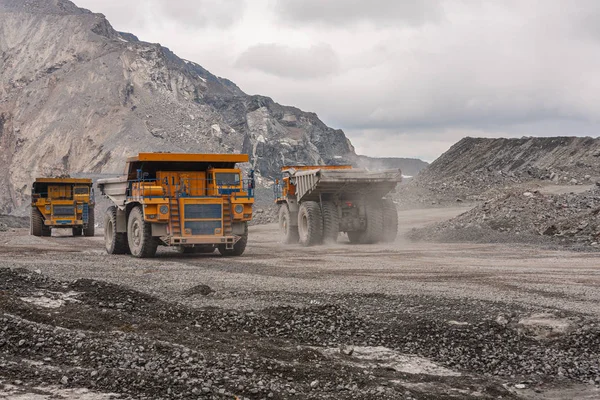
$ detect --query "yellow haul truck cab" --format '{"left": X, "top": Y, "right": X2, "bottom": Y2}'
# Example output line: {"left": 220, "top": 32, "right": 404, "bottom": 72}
{"left": 30, "top": 178, "right": 95, "bottom": 237}
{"left": 97, "top": 153, "right": 255, "bottom": 258}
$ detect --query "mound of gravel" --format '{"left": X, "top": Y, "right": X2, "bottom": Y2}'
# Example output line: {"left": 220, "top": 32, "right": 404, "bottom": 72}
{"left": 411, "top": 185, "right": 600, "bottom": 249}
{"left": 0, "top": 215, "right": 29, "bottom": 229}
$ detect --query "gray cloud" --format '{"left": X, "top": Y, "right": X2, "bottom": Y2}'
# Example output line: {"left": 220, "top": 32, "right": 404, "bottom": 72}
{"left": 76, "top": 0, "right": 245, "bottom": 30}
{"left": 272, "top": 0, "right": 443, "bottom": 27}
{"left": 155, "top": 0, "right": 245, "bottom": 28}
{"left": 72, "top": 0, "right": 600, "bottom": 160}
{"left": 235, "top": 43, "right": 340, "bottom": 79}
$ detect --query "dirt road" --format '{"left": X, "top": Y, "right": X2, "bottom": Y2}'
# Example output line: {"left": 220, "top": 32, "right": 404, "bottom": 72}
{"left": 1, "top": 207, "right": 599, "bottom": 399}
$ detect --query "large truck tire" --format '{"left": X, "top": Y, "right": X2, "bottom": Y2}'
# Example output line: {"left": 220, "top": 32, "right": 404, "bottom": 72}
{"left": 346, "top": 201, "right": 384, "bottom": 244}
{"left": 297, "top": 201, "right": 323, "bottom": 247}
{"left": 84, "top": 207, "right": 95, "bottom": 237}
{"left": 382, "top": 199, "right": 398, "bottom": 243}
{"left": 30, "top": 208, "right": 49, "bottom": 237}
{"left": 364, "top": 202, "right": 384, "bottom": 243}
{"left": 279, "top": 204, "right": 299, "bottom": 244}
{"left": 321, "top": 201, "right": 340, "bottom": 244}
{"left": 72, "top": 227, "right": 83, "bottom": 236}
{"left": 219, "top": 222, "right": 247, "bottom": 256}
{"left": 104, "top": 206, "right": 130, "bottom": 255}
{"left": 127, "top": 206, "right": 158, "bottom": 258}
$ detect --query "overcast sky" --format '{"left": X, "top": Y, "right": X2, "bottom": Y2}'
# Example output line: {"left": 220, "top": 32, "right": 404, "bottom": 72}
{"left": 75, "top": 0, "right": 600, "bottom": 161}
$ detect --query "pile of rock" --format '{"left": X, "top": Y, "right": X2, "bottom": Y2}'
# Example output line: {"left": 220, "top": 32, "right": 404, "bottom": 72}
{"left": 412, "top": 185, "right": 600, "bottom": 249}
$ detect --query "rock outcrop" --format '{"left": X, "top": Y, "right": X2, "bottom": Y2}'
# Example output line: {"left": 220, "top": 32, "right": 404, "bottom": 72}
{"left": 0, "top": 0, "right": 357, "bottom": 214}
{"left": 400, "top": 137, "right": 600, "bottom": 207}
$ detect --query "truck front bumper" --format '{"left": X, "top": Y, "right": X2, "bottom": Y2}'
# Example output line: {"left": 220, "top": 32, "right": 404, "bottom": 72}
{"left": 165, "top": 235, "right": 240, "bottom": 246}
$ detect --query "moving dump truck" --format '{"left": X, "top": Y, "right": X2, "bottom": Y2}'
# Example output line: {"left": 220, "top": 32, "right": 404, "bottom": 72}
{"left": 30, "top": 178, "right": 95, "bottom": 237}
{"left": 275, "top": 166, "right": 402, "bottom": 246}
{"left": 97, "top": 153, "right": 254, "bottom": 258}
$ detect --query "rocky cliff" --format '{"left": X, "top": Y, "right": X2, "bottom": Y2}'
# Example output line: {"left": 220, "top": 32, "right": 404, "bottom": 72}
{"left": 0, "top": 0, "right": 357, "bottom": 214}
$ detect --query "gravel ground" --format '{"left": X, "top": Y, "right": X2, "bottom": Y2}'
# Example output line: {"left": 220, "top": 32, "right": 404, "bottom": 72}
{"left": 1, "top": 207, "right": 600, "bottom": 399}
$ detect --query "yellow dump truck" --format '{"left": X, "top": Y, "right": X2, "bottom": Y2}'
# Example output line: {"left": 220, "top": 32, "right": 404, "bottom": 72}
{"left": 97, "top": 153, "right": 254, "bottom": 258}
{"left": 30, "top": 178, "right": 95, "bottom": 237}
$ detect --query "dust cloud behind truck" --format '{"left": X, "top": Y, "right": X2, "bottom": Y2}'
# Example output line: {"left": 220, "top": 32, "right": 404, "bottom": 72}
{"left": 98, "top": 153, "right": 254, "bottom": 258}
{"left": 275, "top": 166, "right": 402, "bottom": 246}
{"left": 30, "top": 178, "right": 95, "bottom": 237}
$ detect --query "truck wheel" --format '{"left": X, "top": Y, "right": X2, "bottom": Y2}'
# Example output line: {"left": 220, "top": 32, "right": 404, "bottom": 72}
{"left": 346, "top": 201, "right": 384, "bottom": 244}
{"left": 297, "top": 201, "right": 323, "bottom": 246}
{"left": 382, "top": 199, "right": 398, "bottom": 243}
{"left": 72, "top": 227, "right": 83, "bottom": 236}
{"left": 321, "top": 201, "right": 339, "bottom": 244}
{"left": 364, "top": 201, "right": 384, "bottom": 243}
{"left": 127, "top": 206, "right": 158, "bottom": 258}
{"left": 218, "top": 222, "right": 247, "bottom": 256}
{"left": 279, "top": 204, "right": 299, "bottom": 244}
{"left": 104, "top": 206, "right": 130, "bottom": 255}
{"left": 30, "top": 208, "right": 47, "bottom": 237}
{"left": 84, "top": 207, "right": 95, "bottom": 237}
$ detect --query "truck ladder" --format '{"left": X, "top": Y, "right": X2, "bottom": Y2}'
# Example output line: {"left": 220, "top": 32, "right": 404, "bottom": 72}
{"left": 169, "top": 197, "right": 182, "bottom": 236}
{"left": 222, "top": 196, "right": 233, "bottom": 235}
{"left": 82, "top": 204, "right": 89, "bottom": 224}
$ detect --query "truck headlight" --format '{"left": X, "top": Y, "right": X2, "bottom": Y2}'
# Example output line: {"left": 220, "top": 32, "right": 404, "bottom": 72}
{"left": 159, "top": 205, "right": 169, "bottom": 214}
{"left": 234, "top": 205, "right": 244, "bottom": 214}
{"left": 45, "top": 205, "right": 51, "bottom": 211}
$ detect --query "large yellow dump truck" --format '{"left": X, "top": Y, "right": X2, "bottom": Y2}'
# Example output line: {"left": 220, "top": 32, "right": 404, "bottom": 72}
{"left": 97, "top": 153, "right": 254, "bottom": 258}
{"left": 275, "top": 166, "right": 402, "bottom": 246}
{"left": 30, "top": 178, "right": 95, "bottom": 237}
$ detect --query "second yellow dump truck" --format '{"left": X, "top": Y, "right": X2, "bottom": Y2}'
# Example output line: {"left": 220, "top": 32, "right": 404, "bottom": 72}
{"left": 30, "top": 178, "right": 95, "bottom": 237}
{"left": 97, "top": 153, "right": 254, "bottom": 258}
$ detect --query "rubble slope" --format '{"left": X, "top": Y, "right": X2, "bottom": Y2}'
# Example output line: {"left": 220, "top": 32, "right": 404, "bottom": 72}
{"left": 404, "top": 137, "right": 600, "bottom": 206}
{"left": 411, "top": 185, "right": 600, "bottom": 249}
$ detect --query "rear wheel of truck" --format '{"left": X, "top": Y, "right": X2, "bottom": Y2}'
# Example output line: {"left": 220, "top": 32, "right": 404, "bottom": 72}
{"left": 127, "top": 206, "right": 158, "bottom": 258}
{"left": 218, "top": 222, "right": 247, "bottom": 256}
{"left": 104, "top": 206, "right": 130, "bottom": 255}
{"left": 30, "top": 208, "right": 49, "bottom": 237}
{"left": 279, "top": 204, "right": 299, "bottom": 244}
{"left": 381, "top": 199, "right": 398, "bottom": 243}
{"left": 346, "top": 201, "right": 384, "bottom": 244}
{"left": 321, "top": 201, "right": 340, "bottom": 244}
{"left": 84, "top": 207, "right": 95, "bottom": 237}
{"left": 298, "top": 201, "right": 323, "bottom": 247}
{"left": 72, "top": 227, "right": 83, "bottom": 236}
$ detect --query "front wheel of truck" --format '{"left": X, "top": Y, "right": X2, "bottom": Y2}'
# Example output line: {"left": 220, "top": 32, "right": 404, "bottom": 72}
{"left": 218, "top": 223, "right": 248, "bottom": 257}
{"left": 127, "top": 206, "right": 158, "bottom": 258}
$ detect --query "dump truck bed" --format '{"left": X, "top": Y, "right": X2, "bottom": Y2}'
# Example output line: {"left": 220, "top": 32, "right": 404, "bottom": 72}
{"left": 293, "top": 168, "right": 402, "bottom": 202}
{"left": 97, "top": 176, "right": 129, "bottom": 208}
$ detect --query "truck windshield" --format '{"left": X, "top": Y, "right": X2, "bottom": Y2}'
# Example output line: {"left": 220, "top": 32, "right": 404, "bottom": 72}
{"left": 74, "top": 187, "right": 89, "bottom": 195}
{"left": 215, "top": 173, "right": 240, "bottom": 186}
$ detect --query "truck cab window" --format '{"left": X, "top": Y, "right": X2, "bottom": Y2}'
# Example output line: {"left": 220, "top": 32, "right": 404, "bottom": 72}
{"left": 215, "top": 173, "right": 240, "bottom": 186}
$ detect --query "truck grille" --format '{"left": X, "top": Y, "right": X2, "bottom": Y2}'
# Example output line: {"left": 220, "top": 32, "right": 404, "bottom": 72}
{"left": 53, "top": 205, "right": 75, "bottom": 216}
{"left": 184, "top": 221, "right": 222, "bottom": 235}
{"left": 184, "top": 204, "right": 222, "bottom": 219}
